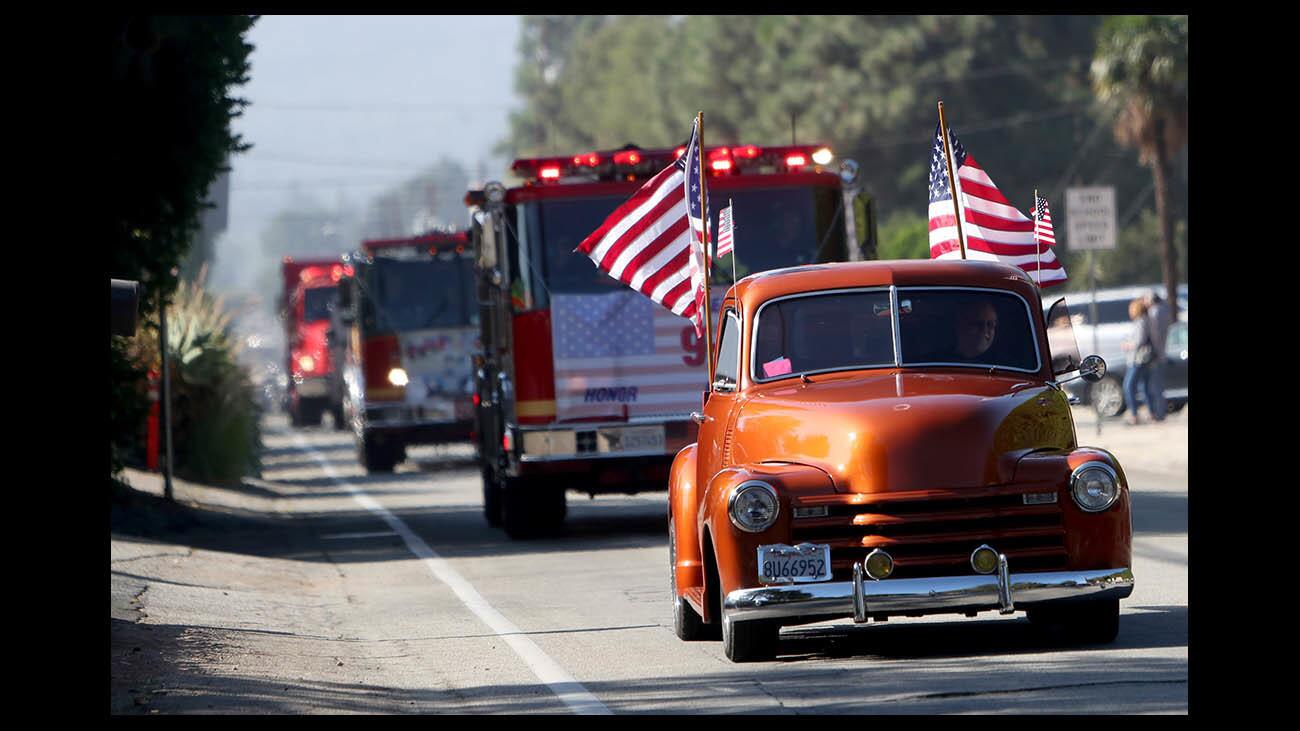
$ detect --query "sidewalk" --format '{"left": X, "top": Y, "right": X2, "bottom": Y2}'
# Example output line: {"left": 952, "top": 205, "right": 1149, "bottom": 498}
{"left": 1070, "top": 405, "right": 1188, "bottom": 478}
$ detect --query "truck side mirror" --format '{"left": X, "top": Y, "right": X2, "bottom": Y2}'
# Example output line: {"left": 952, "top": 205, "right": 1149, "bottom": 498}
{"left": 110, "top": 278, "right": 140, "bottom": 336}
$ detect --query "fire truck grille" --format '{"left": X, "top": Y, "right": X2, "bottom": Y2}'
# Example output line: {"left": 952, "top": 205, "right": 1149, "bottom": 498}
{"left": 790, "top": 489, "right": 1067, "bottom": 581}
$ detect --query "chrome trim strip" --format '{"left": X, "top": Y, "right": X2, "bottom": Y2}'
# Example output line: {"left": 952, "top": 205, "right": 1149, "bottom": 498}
{"left": 518, "top": 448, "right": 672, "bottom": 463}
{"left": 889, "top": 285, "right": 902, "bottom": 366}
{"left": 725, "top": 567, "right": 1134, "bottom": 622}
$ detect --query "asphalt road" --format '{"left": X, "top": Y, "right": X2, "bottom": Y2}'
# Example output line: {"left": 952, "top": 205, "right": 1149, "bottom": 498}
{"left": 110, "top": 414, "right": 1188, "bottom": 714}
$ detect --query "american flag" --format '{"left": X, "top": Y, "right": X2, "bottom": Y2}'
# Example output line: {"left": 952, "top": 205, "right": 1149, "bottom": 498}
{"left": 576, "top": 118, "right": 711, "bottom": 337}
{"left": 551, "top": 291, "right": 712, "bottom": 421}
{"left": 1034, "top": 194, "right": 1056, "bottom": 248}
{"left": 715, "top": 202, "right": 735, "bottom": 259}
{"left": 928, "top": 123, "right": 1067, "bottom": 287}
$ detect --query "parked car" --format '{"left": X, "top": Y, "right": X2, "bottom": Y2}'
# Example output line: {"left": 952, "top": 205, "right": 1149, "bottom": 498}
{"left": 669, "top": 260, "right": 1134, "bottom": 662}
{"left": 1047, "top": 286, "right": 1188, "bottom": 418}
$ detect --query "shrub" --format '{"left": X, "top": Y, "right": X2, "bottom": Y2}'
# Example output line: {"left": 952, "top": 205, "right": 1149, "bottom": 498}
{"left": 121, "top": 272, "right": 261, "bottom": 484}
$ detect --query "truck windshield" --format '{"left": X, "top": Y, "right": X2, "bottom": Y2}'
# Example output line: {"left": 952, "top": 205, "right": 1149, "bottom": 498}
{"left": 362, "top": 255, "right": 477, "bottom": 334}
{"left": 752, "top": 287, "right": 1042, "bottom": 382}
{"left": 526, "top": 184, "right": 846, "bottom": 304}
{"left": 302, "top": 286, "right": 336, "bottom": 323}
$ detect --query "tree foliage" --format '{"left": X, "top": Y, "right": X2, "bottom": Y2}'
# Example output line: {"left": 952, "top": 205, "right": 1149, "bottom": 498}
{"left": 499, "top": 15, "right": 1185, "bottom": 286}
{"left": 109, "top": 15, "right": 256, "bottom": 477}
{"left": 109, "top": 15, "right": 256, "bottom": 311}
{"left": 1091, "top": 14, "right": 1188, "bottom": 307}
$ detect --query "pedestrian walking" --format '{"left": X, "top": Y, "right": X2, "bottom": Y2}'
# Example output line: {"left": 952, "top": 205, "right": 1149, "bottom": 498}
{"left": 1144, "top": 290, "right": 1171, "bottom": 421}
{"left": 1122, "top": 297, "right": 1156, "bottom": 425}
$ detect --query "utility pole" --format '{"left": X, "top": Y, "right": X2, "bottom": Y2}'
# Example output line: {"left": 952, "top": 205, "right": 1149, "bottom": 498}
{"left": 158, "top": 286, "right": 175, "bottom": 501}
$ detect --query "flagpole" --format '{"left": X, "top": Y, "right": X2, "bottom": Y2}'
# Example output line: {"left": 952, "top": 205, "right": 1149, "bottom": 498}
{"left": 729, "top": 197, "right": 737, "bottom": 289}
{"left": 937, "top": 101, "right": 967, "bottom": 260}
{"left": 698, "top": 111, "right": 715, "bottom": 389}
{"left": 1034, "top": 188, "right": 1042, "bottom": 287}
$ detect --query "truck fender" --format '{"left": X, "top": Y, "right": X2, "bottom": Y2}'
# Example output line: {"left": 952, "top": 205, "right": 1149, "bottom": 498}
{"left": 668, "top": 444, "right": 703, "bottom": 597}
{"left": 699, "top": 462, "right": 837, "bottom": 618}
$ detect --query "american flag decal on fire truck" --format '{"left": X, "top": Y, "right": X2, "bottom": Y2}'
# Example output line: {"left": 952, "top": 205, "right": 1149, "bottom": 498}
{"left": 551, "top": 291, "right": 708, "bottom": 422}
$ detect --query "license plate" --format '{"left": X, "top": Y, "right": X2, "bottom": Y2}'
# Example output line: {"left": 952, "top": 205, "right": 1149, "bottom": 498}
{"left": 598, "top": 425, "right": 665, "bottom": 453}
{"left": 757, "top": 543, "right": 832, "bottom": 584}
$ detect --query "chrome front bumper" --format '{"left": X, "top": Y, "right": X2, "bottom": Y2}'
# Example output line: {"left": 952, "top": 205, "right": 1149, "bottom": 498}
{"left": 724, "top": 565, "right": 1134, "bottom": 624}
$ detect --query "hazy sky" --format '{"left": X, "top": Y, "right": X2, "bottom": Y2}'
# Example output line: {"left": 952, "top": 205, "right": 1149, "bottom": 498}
{"left": 213, "top": 15, "right": 520, "bottom": 290}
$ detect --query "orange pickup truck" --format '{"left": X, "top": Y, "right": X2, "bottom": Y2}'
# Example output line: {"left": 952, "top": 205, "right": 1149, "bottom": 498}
{"left": 668, "top": 259, "right": 1133, "bottom": 662}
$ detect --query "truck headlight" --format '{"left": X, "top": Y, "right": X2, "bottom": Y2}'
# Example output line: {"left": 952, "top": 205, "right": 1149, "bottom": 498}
{"left": 729, "top": 481, "right": 779, "bottom": 533}
{"left": 1070, "top": 462, "right": 1120, "bottom": 512}
{"left": 388, "top": 367, "right": 409, "bottom": 387}
{"left": 298, "top": 355, "right": 315, "bottom": 372}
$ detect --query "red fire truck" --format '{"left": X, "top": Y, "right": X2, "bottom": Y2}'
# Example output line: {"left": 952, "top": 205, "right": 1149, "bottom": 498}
{"left": 466, "top": 142, "right": 875, "bottom": 538}
{"left": 280, "top": 256, "right": 350, "bottom": 427}
{"left": 329, "top": 231, "right": 479, "bottom": 472}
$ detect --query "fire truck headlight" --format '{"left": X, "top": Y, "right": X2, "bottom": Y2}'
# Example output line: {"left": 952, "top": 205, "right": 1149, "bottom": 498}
{"left": 298, "top": 355, "right": 315, "bottom": 372}
{"left": 811, "top": 147, "right": 834, "bottom": 165}
{"left": 388, "top": 368, "right": 409, "bottom": 387}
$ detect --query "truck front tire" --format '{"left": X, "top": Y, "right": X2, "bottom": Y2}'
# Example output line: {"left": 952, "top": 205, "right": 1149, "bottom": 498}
{"left": 500, "top": 475, "right": 566, "bottom": 539}
{"left": 360, "top": 433, "right": 400, "bottom": 473}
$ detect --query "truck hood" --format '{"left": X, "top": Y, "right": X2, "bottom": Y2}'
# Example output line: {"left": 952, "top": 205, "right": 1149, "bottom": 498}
{"left": 731, "top": 371, "right": 1076, "bottom": 493}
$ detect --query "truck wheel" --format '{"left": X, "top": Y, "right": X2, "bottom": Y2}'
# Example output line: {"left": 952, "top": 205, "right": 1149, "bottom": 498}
{"left": 501, "top": 476, "right": 566, "bottom": 539}
{"left": 1092, "top": 376, "right": 1125, "bottom": 419}
{"left": 719, "top": 554, "right": 779, "bottom": 662}
{"left": 303, "top": 401, "right": 324, "bottom": 427}
{"left": 669, "top": 517, "right": 709, "bottom": 641}
{"left": 360, "top": 434, "right": 398, "bottom": 473}
{"left": 482, "top": 464, "right": 502, "bottom": 527}
{"left": 1028, "top": 598, "right": 1120, "bottom": 644}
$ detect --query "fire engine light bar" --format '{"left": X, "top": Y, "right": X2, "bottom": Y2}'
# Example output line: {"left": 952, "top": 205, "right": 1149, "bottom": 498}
{"left": 574, "top": 152, "right": 600, "bottom": 167}
{"left": 732, "top": 145, "right": 761, "bottom": 159}
{"left": 539, "top": 166, "right": 561, "bottom": 180}
{"left": 613, "top": 150, "right": 642, "bottom": 165}
{"left": 811, "top": 147, "right": 834, "bottom": 165}
{"left": 785, "top": 153, "right": 808, "bottom": 168}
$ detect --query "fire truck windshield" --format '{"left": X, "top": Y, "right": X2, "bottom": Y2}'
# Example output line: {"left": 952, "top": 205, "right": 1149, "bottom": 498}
{"left": 302, "top": 286, "right": 337, "bottom": 323}
{"left": 520, "top": 184, "right": 846, "bottom": 306}
{"left": 362, "top": 255, "right": 477, "bottom": 334}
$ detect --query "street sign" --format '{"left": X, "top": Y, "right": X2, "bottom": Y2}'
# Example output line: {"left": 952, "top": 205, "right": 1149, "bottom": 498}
{"left": 1065, "top": 186, "right": 1117, "bottom": 251}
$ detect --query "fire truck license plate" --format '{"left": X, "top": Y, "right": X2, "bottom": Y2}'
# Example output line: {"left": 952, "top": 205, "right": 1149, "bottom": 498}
{"left": 597, "top": 425, "right": 665, "bottom": 453}
{"left": 757, "top": 544, "right": 832, "bottom": 584}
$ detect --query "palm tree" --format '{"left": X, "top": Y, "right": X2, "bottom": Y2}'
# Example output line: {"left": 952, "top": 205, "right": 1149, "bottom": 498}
{"left": 1091, "top": 15, "right": 1188, "bottom": 311}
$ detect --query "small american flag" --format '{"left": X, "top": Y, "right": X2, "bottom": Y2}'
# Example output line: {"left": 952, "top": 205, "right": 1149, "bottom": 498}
{"left": 928, "top": 122, "right": 1067, "bottom": 288}
{"left": 576, "top": 117, "right": 710, "bottom": 337}
{"left": 1034, "top": 194, "right": 1056, "bottom": 248}
{"left": 715, "top": 202, "right": 734, "bottom": 259}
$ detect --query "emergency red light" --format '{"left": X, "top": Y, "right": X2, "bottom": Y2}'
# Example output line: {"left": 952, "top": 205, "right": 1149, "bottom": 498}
{"left": 539, "top": 166, "right": 561, "bottom": 180}
{"left": 732, "top": 145, "right": 761, "bottom": 159}
{"left": 711, "top": 159, "right": 733, "bottom": 172}
{"left": 330, "top": 265, "right": 344, "bottom": 282}
{"left": 573, "top": 152, "right": 600, "bottom": 167}
{"left": 613, "top": 150, "right": 642, "bottom": 165}
{"left": 785, "top": 153, "right": 808, "bottom": 168}
{"left": 674, "top": 146, "right": 686, "bottom": 159}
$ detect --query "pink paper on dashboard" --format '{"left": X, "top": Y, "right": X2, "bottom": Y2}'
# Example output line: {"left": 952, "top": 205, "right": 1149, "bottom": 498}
{"left": 762, "top": 357, "right": 792, "bottom": 377}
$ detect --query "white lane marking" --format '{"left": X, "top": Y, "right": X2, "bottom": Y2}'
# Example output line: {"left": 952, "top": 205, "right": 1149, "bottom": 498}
{"left": 320, "top": 531, "right": 399, "bottom": 540}
{"left": 292, "top": 434, "right": 612, "bottom": 715}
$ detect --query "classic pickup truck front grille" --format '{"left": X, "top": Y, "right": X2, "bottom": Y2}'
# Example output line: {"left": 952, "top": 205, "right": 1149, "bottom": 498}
{"left": 790, "top": 488, "right": 1067, "bottom": 580}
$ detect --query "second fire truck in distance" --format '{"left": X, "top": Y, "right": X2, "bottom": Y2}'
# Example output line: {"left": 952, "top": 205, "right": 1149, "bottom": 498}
{"left": 328, "top": 231, "right": 479, "bottom": 473}
{"left": 467, "top": 142, "right": 876, "bottom": 538}
{"left": 280, "top": 256, "right": 350, "bottom": 427}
